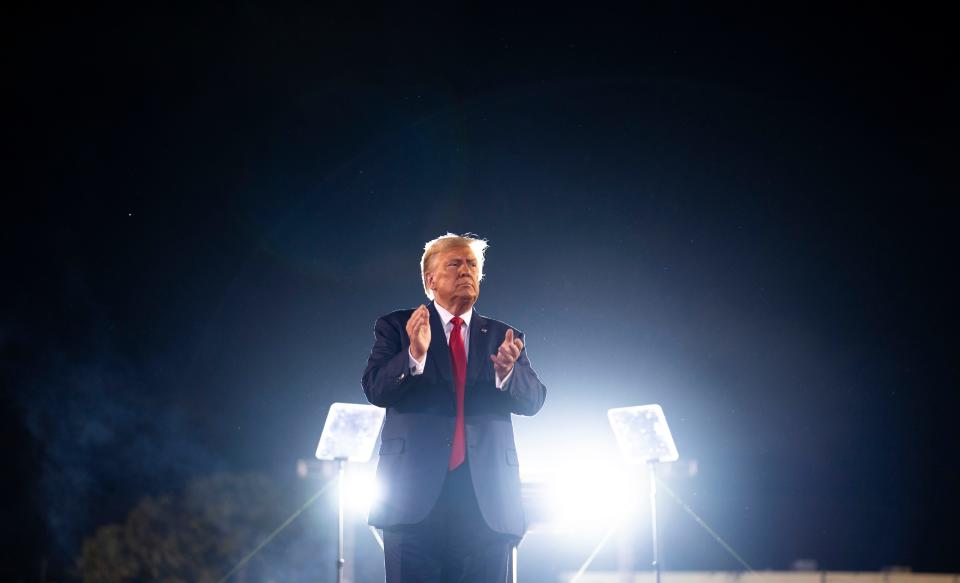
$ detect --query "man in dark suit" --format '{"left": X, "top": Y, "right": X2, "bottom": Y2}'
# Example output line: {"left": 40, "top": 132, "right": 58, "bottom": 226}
{"left": 362, "top": 233, "right": 547, "bottom": 582}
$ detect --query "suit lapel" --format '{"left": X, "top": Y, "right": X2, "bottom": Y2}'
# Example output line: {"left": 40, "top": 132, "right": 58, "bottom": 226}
{"left": 466, "top": 310, "right": 488, "bottom": 386}
{"left": 427, "top": 303, "right": 453, "bottom": 383}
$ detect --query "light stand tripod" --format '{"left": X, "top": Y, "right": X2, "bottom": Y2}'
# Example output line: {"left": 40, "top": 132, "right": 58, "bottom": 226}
{"left": 335, "top": 457, "right": 346, "bottom": 583}
{"left": 315, "top": 403, "right": 385, "bottom": 583}
{"left": 648, "top": 461, "right": 661, "bottom": 583}
{"left": 607, "top": 404, "right": 679, "bottom": 583}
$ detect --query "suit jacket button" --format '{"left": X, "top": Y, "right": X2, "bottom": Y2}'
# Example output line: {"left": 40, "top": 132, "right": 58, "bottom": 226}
{"left": 445, "top": 439, "right": 452, "bottom": 446}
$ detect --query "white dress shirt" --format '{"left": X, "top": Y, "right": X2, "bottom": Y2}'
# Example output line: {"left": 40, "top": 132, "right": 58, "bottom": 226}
{"left": 408, "top": 302, "right": 513, "bottom": 389}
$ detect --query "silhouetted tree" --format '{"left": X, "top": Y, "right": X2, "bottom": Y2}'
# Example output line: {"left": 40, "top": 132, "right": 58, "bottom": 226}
{"left": 77, "top": 473, "right": 284, "bottom": 583}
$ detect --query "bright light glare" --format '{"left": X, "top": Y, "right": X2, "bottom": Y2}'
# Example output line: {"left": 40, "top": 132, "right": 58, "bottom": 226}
{"left": 339, "top": 466, "right": 381, "bottom": 516}
{"left": 543, "top": 461, "right": 643, "bottom": 528}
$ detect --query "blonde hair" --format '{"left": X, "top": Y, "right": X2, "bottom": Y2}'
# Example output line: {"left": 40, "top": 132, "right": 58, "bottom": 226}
{"left": 420, "top": 233, "right": 489, "bottom": 300}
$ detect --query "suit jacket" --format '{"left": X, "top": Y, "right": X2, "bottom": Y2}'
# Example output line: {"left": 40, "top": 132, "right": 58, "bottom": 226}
{"left": 362, "top": 302, "right": 546, "bottom": 537}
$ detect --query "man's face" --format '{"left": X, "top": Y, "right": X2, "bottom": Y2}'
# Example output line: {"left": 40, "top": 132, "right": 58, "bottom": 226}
{"left": 427, "top": 246, "right": 480, "bottom": 313}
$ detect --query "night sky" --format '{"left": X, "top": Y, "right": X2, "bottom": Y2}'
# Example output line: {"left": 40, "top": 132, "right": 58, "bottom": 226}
{"left": 5, "top": 4, "right": 958, "bottom": 581}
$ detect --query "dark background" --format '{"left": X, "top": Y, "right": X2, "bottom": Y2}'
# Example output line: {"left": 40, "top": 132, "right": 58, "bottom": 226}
{"left": 5, "top": 4, "right": 957, "bottom": 581}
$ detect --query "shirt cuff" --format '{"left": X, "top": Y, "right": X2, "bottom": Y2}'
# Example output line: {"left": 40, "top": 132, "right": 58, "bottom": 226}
{"left": 495, "top": 368, "right": 514, "bottom": 390}
{"left": 408, "top": 349, "right": 426, "bottom": 375}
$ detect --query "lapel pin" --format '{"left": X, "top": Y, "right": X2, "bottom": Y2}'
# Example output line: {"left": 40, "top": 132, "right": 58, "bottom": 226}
{"left": 481, "top": 328, "right": 488, "bottom": 334}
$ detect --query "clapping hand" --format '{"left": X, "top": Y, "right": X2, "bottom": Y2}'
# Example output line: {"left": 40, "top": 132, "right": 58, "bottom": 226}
{"left": 490, "top": 329, "right": 523, "bottom": 379}
{"left": 406, "top": 305, "right": 431, "bottom": 361}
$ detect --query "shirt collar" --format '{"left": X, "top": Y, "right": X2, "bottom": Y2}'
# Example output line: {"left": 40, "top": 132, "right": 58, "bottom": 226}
{"left": 433, "top": 301, "right": 473, "bottom": 329}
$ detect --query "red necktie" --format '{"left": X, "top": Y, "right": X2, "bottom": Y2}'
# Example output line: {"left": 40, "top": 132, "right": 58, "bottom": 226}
{"left": 448, "top": 316, "right": 467, "bottom": 470}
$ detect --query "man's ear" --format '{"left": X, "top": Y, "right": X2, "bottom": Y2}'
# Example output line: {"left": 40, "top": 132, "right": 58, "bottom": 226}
{"left": 426, "top": 272, "right": 435, "bottom": 290}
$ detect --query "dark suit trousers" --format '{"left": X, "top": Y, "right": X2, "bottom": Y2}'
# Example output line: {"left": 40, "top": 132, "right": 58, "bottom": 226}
{"left": 383, "top": 464, "right": 516, "bottom": 583}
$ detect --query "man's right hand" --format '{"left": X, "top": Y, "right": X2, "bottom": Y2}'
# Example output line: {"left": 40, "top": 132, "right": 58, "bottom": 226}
{"left": 406, "top": 304, "right": 431, "bottom": 361}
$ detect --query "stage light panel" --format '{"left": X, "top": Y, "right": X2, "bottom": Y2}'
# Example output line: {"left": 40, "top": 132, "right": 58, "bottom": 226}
{"left": 315, "top": 402, "right": 385, "bottom": 462}
{"left": 607, "top": 404, "right": 679, "bottom": 464}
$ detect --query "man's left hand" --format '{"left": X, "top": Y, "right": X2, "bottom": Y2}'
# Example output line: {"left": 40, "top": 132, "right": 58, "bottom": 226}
{"left": 490, "top": 329, "right": 523, "bottom": 379}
